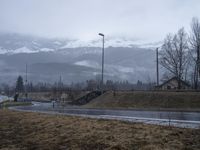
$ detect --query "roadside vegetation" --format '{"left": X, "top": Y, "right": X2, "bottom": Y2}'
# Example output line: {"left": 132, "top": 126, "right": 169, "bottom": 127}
{"left": 0, "top": 110, "right": 199, "bottom": 150}
{"left": 0, "top": 101, "right": 32, "bottom": 108}
{"left": 84, "top": 91, "right": 200, "bottom": 111}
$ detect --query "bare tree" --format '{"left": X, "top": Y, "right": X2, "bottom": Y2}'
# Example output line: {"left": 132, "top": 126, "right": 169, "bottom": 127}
{"left": 189, "top": 17, "right": 200, "bottom": 89}
{"left": 160, "top": 28, "right": 188, "bottom": 89}
{"left": 160, "top": 72, "right": 173, "bottom": 83}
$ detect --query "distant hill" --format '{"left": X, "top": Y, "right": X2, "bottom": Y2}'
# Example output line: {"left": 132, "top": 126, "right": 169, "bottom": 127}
{"left": 0, "top": 33, "right": 158, "bottom": 85}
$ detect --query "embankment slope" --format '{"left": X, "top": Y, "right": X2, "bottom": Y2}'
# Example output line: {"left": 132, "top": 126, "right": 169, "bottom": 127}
{"left": 84, "top": 91, "right": 200, "bottom": 110}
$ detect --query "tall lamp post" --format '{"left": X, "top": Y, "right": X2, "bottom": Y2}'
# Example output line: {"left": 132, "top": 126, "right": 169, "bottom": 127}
{"left": 98, "top": 33, "right": 105, "bottom": 94}
{"left": 25, "top": 63, "right": 28, "bottom": 101}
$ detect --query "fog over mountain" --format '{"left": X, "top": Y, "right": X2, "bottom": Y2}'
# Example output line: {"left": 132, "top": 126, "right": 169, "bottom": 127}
{"left": 1, "top": 0, "right": 200, "bottom": 85}
{"left": 0, "top": 33, "right": 158, "bottom": 85}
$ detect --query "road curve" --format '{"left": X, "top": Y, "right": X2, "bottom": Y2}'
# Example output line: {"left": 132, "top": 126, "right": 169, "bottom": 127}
{"left": 10, "top": 102, "right": 200, "bottom": 129}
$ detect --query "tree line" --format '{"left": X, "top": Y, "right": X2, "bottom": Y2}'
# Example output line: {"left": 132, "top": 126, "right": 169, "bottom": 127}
{"left": 0, "top": 75, "right": 155, "bottom": 96}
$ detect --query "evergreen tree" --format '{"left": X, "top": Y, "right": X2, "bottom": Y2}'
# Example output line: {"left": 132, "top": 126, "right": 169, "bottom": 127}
{"left": 16, "top": 76, "right": 24, "bottom": 92}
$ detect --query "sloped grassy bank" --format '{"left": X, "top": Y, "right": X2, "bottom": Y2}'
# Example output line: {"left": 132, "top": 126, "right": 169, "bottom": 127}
{"left": 84, "top": 91, "right": 200, "bottom": 111}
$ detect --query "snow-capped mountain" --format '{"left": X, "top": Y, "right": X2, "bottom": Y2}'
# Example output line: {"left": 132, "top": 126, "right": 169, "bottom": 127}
{"left": 61, "top": 38, "right": 162, "bottom": 49}
{"left": 0, "top": 33, "right": 162, "bottom": 54}
{"left": 0, "top": 33, "right": 161, "bottom": 84}
{"left": 0, "top": 33, "right": 66, "bottom": 54}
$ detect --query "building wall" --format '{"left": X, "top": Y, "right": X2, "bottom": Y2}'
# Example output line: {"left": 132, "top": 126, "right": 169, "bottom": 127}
{"left": 161, "top": 79, "right": 190, "bottom": 90}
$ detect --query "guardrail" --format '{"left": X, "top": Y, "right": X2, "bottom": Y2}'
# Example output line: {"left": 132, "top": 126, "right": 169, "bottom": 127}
{"left": 69, "top": 91, "right": 103, "bottom": 105}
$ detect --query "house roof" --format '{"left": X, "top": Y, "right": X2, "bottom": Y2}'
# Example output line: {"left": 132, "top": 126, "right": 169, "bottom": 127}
{"left": 158, "top": 77, "right": 190, "bottom": 87}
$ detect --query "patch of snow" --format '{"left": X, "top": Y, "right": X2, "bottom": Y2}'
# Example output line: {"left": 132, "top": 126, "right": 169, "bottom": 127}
{"left": 137, "top": 41, "right": 163, "bottom": 49}
{"left": 0, "top": 47, "right": 8, "bottom": 54}
{"left": 0, "top": 95, "right": 13, "bottom": 103}
{"left": 40, "top": 48, "right": 54, "bottom": 52}
{"left": 0, "top": 46, "right": 55, "bottom": 54}
{"left": 62, "top": 40, "right": 95, "bottom": 48}
{"left": 54, "top": 41, "right": 62, "bottom": 45}
{"left": 74, "top": 60, "right": 100, "bottom": 68}
{"left": 13, "top": 47, "right": 36, "bottom": 53}
{"left": 61, "top": 38, "right": 162, "bottom": 49}
{"left": 32, "top": 41, "right": 40, "bottom": 46}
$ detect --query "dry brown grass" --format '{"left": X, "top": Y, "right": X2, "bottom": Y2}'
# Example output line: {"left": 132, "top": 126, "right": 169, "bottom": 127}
{"left": 24, "top": 91, "right": 89, "bottom": 102}
{"left": 84, "top": 91, "right": 200, "bottom": 110}
{"left": 0, "top": 101, "right": 32, "bottom": 108}
{"left": 0, "top": 110, "right": 200, "bottom": 150}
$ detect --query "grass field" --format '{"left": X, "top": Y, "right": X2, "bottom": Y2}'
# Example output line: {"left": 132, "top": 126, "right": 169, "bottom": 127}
{"left": 0, "top": 101, "right": 32, "bottom": 108}
{"left": 21, "top": 91, "right": 89, "bottom": 102}
{"left": 84, "top": 91, "right": 200, "bottom": 110}
{"left": 0, "top": 110, "right": 200, "bottom": 150}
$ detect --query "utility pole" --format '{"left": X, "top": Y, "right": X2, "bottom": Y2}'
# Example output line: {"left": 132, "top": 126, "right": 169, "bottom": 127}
{"left": 59, "top": 75, "right": 62, "bottom": 92}
{"left": 156, "top": 48, "right": 159, "bottom": 86}
{"left": 198, "top": 48, "right": 200, "bottom": 77}
{"left": 99, "top": 33, "right": 105, "bottom": 94}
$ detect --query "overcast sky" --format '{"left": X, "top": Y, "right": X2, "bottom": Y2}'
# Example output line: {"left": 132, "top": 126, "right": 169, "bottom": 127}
{"left": 1, "top": 0, "right": 200, "bottom": 42}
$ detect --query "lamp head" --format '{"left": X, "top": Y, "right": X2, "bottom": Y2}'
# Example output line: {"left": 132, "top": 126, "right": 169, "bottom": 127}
{"left": 98, "top": 33, "right": 104, "bottom": 36}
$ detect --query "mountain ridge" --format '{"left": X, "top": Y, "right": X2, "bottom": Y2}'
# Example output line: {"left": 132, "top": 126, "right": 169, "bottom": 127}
{"left": 0, "top": 33, "right": 162, "bottom": 54}
{"left": 0, "top": 33, "right": 158, "bottom": 85}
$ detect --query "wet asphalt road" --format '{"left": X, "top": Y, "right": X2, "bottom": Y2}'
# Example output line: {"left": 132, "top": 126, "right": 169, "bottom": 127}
{"left": 10, "top": 102, "right": 200, "bottom": 129}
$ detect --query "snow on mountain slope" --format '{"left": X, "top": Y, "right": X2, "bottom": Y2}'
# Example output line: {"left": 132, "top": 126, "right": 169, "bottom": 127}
{"left": 62, "top": 38, "right": 162, "bottom": 49}
{"left": 74, "top": 60, "right": 100, "bottom": 68}
{"left": 0, "top": 33, "right": 160, "bottom": 84}
{"left": 0, "top": 33, "right": 66, "bottom": 54}
{"left": 0, "top": 47, "right": 7, "bottom": 54}
{"left": 10, "top": 47, "right": 35, "bottom": 54}
{"left": 0, "top": 33, "right": 162, "bottom": 54}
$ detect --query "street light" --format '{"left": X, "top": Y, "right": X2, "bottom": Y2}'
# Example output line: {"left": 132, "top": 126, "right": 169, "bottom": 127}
{"left": 25, "top": 63, "right": 28, "bottom": 101}
{"left": 98, "top": 33, "right": 105, "bottom": 94}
